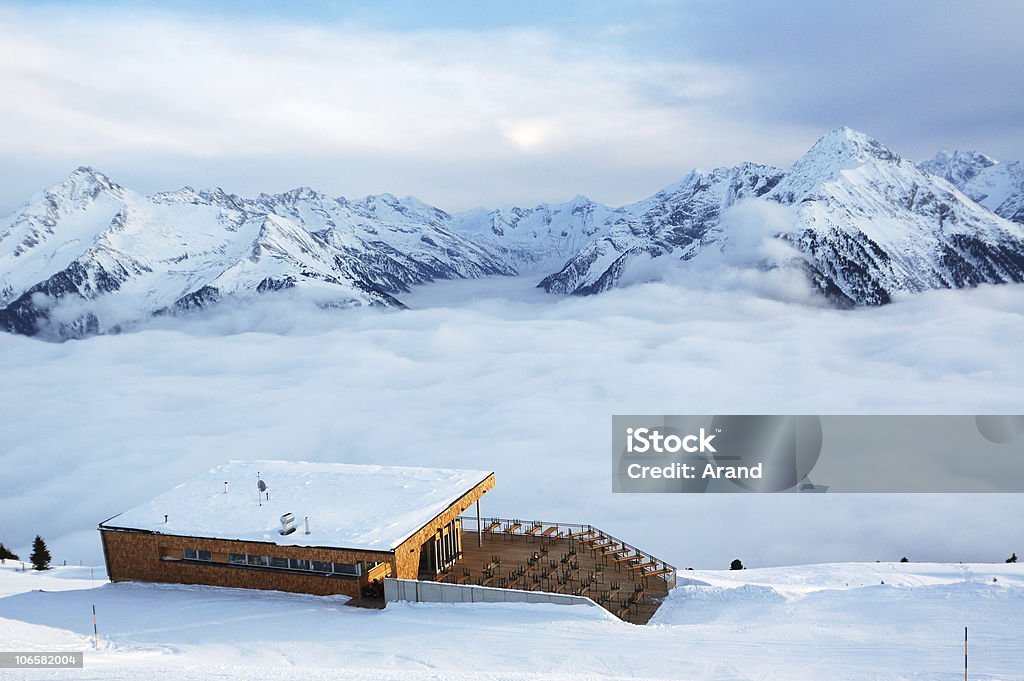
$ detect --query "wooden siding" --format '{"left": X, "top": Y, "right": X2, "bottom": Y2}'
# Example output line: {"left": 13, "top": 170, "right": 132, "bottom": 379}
{"left": 100, "top": 529, "right": 392, "bottom": 599}
{"left": 393, "top": 473, "right": 495, "bottom": 579}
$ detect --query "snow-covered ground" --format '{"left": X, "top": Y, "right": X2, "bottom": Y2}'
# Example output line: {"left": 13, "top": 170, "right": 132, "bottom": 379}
{"left": 0, "top": 561, "right": 1021, "bottom": 680}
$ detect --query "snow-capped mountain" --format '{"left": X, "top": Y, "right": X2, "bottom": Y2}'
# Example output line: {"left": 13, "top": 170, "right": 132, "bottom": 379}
{"left": 4, "top": 127, "right": 1024, "bottom": 339}
{"left": 450, "top": 196, "right": 621, "bottom": 273}
{"left": 538, "top": 163, "right": 786, "bottom": 295}
{"left": 540, "top": 128, "right": 1024, "bottom": 305}
{"left": 0, "top": 168, "right": 511, "bottom": 338}
{"left": 919, "top": 150, "right": 1024, "bottom": 224}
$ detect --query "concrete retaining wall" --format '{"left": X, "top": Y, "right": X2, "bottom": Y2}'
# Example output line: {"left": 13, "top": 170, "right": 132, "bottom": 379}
{"left": 384, "top": 577, "right": 600, "bottom": 609}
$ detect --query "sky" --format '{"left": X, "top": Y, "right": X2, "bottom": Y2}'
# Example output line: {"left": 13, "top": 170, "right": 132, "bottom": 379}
{"left": 1, "top": 1, "right": 1023, "bottom": 214}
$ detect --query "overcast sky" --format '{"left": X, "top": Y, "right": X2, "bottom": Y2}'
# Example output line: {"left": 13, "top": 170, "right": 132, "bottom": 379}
{"left": 1, "top": 1, "right": 1023, "bottom": 213}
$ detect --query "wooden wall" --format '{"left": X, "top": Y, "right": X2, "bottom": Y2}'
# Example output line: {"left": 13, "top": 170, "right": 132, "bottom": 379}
{"left": 100, "top": 529, "right": 393, "bottom": 599}
{"left": 393, "top": 473, "right": 495, "bottom": 579}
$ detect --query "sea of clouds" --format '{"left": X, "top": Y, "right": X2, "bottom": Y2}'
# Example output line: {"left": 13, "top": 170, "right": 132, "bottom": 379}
{"left": 1, "top": 276, "right": 1022, "bottom": 570}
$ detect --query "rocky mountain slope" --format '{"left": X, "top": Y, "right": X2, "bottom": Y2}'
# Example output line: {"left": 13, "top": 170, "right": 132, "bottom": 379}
{"left": 450, "top": 196, "right": 621, "bottom": 273}
{"left": 919, "top": 150, "right": 1024, "bottom": 224}
{"left": 539, "top": 128, "right": 1024, "bottom": 305}
{"left": 0, "top": 169, "right": 511, "bottom": 338}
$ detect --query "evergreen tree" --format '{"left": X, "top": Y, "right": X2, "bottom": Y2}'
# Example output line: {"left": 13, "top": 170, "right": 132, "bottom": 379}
{"left": 0, "top": 542, "right": 19, "bottom": 562}
{"left": 900, "top": 556, "right": 909, "bottom": 563}
{"left": 29, "top": 535, "right": 50, "bottom": 571}
{"left": 730, "top": 558, "right": 744, "bottom": 570}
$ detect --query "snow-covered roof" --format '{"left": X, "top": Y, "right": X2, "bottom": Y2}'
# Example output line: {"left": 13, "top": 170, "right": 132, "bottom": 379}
{"left": 101, "top": 461, "right": 494, "bottom": 551}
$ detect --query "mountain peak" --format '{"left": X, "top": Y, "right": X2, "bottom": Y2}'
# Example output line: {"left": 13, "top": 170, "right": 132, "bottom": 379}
{"left": 283, "top": 186, "right": 326, "bottom": 201}
{"left": 46, "top": 166, "right": 122, "bottom": 205}
{"left": 919, "top": 149, "right": 998, "bottom": 186}
{"left": 804, "top": 127, "right": 900, "bottom": 165}
{"left": 65, "top": 165, "right": 116, "bottom": 186}
{"left": 927, "top": 149, "right": 997, "bottom": 166}
{"left": 765, "top": 127, "right": 902, "bottom": 203}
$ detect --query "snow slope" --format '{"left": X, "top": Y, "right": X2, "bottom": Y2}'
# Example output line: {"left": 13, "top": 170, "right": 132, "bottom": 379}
{"left": 1, "top": 562, "right": 1021, "bottom": 680}
{"left": 450, "top": 195, "right": 620, "bottom": 273}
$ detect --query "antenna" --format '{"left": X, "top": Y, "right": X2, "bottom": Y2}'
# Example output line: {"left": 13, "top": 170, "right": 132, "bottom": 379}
{"left": 256, "top": 472, "right": 266, "bottom": 507}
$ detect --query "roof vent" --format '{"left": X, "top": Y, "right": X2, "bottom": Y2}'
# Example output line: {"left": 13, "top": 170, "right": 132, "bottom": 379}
{"left": 257, "top": 475, "right": 268, "bottom": 506}
{"left": 279, "top": 512, "right": 297, "bottom": 535}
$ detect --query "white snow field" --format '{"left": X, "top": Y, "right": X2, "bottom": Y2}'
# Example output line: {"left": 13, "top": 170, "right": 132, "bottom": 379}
{"left": 0, "top": 561, "right": 1021, "bottom": 680}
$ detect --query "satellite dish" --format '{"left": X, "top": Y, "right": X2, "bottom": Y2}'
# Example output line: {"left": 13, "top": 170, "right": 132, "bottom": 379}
{"left": 257, "top": 480, "right": 267, "bottom": 493}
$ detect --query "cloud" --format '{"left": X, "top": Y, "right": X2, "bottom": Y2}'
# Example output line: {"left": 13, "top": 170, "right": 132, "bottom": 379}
{"left": 618, "top": 199, "right": 819, "bottom": 304}
{"left": 0, "top": 6, "right": 809, "bottom": 213}
{"left": 1, "top": 277, "right": 1022, "bottom": 569}
{"left": 678, "top": 1, "right": 1024, "bottom": 162}
{"left": 2, "top": 3, "right": 1023, "bottom": 218}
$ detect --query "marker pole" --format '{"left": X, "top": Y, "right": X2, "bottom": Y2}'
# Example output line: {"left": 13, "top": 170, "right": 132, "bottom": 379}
{"left": 964, "top": 626, "right": 967, "bottom": 681}
{"left": 93, "top": 605, "right": 99, "bottom": 650}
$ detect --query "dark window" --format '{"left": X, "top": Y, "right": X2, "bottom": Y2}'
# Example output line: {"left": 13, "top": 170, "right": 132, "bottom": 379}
{"left": 181, "top": 550, "right": 361, "bottom": 576}
{"left": 333, "top": 562, "right": 360, "bottom": 576}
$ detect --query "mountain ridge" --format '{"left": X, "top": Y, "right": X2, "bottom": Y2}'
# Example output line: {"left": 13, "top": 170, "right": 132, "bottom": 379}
{"left": 3, "top": 127, "right": 1024, "bottom": 339}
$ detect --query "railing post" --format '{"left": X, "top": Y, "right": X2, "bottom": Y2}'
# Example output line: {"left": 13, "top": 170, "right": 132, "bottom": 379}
{"left": 476, "top": 500, "right": 482, "bottom": 548}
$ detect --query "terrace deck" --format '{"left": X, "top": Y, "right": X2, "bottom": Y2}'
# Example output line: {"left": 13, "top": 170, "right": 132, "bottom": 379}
{"left": 423, "top": 530, "right": 671, "bottom": 625}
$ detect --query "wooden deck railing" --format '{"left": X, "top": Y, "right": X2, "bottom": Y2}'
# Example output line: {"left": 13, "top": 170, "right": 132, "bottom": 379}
{"left": 460, "top": 515, "right": 677, "bottom": 588}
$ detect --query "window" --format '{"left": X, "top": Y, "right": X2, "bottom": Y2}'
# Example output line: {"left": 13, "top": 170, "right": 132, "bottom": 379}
{"left": 197, "top": 550, "right": 361, "bottom": 576}
{"left": 333, "top": 562, "right": 361, "bottom": 576}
